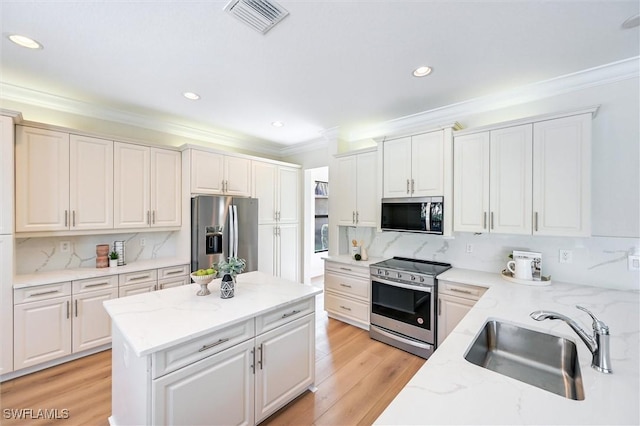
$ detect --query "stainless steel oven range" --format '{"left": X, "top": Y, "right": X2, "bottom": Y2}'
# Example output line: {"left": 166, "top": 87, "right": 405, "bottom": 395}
{"left": 370, "top": 257, "right": 451, "bottom": 359}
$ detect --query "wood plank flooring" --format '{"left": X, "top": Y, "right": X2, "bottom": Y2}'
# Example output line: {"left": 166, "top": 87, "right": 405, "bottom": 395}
{"left": 0, "top": 294, "right": 424, "bottom": 425}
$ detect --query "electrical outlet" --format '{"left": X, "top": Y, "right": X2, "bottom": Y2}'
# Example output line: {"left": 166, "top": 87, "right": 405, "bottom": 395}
{"left": 466, "top": 244, "right": 473, "bottom": 253}
{"left": 60, "top": 241, "right": 71, "bottom": 253}
{"left": 629, "top": 255, "right": 640, "bottom": 271}
{"left": 140, "top": 238, "right": 146, "bottom": 247}
{"left": 559, "top": 249, "right": 573, "bottom": 264}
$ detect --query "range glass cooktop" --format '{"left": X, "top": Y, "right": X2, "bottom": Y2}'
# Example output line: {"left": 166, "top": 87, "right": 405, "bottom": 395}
{"left": 371, "top": 257, "right": 452, "bottom": 277}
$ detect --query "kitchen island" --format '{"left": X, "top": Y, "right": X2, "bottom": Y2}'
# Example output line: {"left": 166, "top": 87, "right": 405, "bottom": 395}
{"left": 375, "top": 268, "right": 640, "bottom": 425}
{"left": 103, "top": 271, "right": 322, "bottom": 426}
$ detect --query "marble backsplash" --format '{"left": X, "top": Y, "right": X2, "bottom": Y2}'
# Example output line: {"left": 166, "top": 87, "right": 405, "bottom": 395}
{"left": 16, "top": 232, "right": 179, "bottom": 275}
{"left": 340, "top": 227, "right": 640, "bottom": 291}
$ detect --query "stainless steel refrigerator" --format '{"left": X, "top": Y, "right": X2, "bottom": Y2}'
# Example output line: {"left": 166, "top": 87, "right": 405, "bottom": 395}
{"left": 191, "top": 196, "right": 259, "bottom": 273}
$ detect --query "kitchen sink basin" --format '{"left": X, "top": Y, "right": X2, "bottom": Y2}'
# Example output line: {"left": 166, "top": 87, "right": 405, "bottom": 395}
{"left": 464, "top": 320, "right": 585, "bottom": 400}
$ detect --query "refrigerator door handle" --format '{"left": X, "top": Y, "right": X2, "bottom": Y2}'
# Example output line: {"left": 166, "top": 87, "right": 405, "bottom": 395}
{"left": 228, "top": 205, "right": 235, "bottom": 258}
{"left": 233, "top": 205, "right": 239, "bottom": 258}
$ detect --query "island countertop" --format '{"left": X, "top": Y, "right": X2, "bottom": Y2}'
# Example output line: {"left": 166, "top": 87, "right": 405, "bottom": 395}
{"left": 103, "top": 271, "right": 322, "bottom": 357}
{"left": 375, "top": 268, "right": 640, "bottom": 425}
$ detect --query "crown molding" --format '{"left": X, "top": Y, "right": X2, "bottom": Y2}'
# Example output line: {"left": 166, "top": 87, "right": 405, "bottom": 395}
{"left": 0, "top": 83, "right": 287, "bottom": 157}
{"left": 278, "top": 136, "right": 328, "bottom": 157}
{"left": 347, "top": 56, "right": 640, "bottom": 142}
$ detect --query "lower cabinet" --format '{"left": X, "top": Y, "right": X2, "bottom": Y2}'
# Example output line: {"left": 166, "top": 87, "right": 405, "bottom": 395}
{"left": 323, "top": 260, "right": 370, "bottom": 330}
{"left": 437, "top": 280, "right": 487, "bottom": 347}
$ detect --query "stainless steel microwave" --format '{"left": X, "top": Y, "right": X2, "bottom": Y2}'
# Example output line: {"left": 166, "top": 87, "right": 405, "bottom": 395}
{"left": 381, "top": 197, "right": 444, "bottom": 234}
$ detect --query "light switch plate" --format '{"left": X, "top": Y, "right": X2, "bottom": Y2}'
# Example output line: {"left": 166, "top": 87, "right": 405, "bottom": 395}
{"left": 628, "top": 255, "right": 640, "bottom": 271}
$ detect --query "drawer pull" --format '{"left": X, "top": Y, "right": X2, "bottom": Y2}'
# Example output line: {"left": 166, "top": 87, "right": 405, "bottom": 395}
{"left": 85, "top": 282, "right": 110, "bottom": 289}
{"left": 30, "top": 289, "right": 60, "bottom": 297}
{"left": 339, "top": 305, "right": 352, "bottom": 311}
{"left": 198, "top": 338, "right": 230, "bottom": 352}
{"left": 129, "top": 274, "right": 151, "bottom": 282}
{"left": 164, "top": 269, "right": 184, "bottom": 276}
{"left": 339, "top": 283, "right": 352, "bottom": 288}
{"left": 339, "top": 267, "right": 352, "bottom": 271}
{"left": 450, "top": 288, "right": 473, "bottom": 295}
{"left": 281, "top": 309, "right": 301, "bottom": 319}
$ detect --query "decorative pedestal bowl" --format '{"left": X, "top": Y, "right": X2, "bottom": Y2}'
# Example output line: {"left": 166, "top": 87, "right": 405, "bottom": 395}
{"left": 190, "top": 274, "right": 215, "bottom": 296}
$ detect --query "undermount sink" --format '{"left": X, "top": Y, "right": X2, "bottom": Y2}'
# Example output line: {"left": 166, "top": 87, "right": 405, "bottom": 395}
{"left": 464, "top": 319, "right": 585, "bottom": 400}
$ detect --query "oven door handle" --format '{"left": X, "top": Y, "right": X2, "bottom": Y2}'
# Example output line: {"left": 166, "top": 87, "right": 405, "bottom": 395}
{"left": 370, "top": 325, "right": 433, "bottom": 350}
{"left": 372, "top": 278, "right": 433, "bottom": 293}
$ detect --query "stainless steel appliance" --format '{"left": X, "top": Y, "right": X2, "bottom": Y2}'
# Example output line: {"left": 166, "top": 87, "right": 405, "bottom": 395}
{"left": 370, "top": 257, "right": 451, "bottom": 359}
{"left": 381, "top": 196, "right": 444, "bottom": 234}
{"left": 191, "top": 195, "right": 259, "bottom": 273}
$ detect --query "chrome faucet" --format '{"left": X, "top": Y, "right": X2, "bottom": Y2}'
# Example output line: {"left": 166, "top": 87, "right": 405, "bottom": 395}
{"left": 530, "top": 305, "right": 612, "bottom": 374}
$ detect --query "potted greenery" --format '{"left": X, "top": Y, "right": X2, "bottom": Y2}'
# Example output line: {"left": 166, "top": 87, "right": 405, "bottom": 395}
{"left": 109, "top": 251, "right": 119, "bottom": 268}
{"left": 216, "top": 257, "right": 246, "bottom": 299}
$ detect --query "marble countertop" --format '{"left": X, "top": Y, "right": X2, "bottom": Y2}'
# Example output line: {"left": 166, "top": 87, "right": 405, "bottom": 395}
{"left": 323, "top": 254, "right": 387, "bottom": 267}
{"left": 103, "top": 271, "right": 322, "bottom": 357}
{"left": 375, "top": 268, "right": 640, "bottom": 425}
{"left": 13, "top": 257, "right": 191, "bottom": 289}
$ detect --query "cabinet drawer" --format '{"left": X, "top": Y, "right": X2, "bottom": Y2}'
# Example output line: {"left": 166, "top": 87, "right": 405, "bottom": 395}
{"left": 14, "top": 282, "right": 71, "bottom": 304}
{"left": 324, "top": 292, "right": 369, "bottom": 323}
{"left": 152, "top": 318, "right": 254, "bottom": 379}
{"left": 158, "top": 264, "right": 189, "bottom": 280}
{"left": 255, "top": 297, "right": 315, "bottom": 335}
{"left": 119, "top": 269, "right": 157, "bottom": 286}
{"left": 324, "top": 271, "right": 369, "bottom": 300}
{"left": 439, "top": 280, "right": 487, "bottom": 300}
{"left": 72, "top": 275, "right": 118, "bottom": 294}
{"left": 158, "top": 276, "right": 190, "bottom": 290}
{"left": 118, "top": 281, "right": 156, "bottom": 298}
{"left": 324, "top": 261, "right": 369, "bottom": 279}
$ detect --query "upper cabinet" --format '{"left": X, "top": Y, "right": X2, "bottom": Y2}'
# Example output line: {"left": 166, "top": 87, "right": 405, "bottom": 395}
{"left": 335, "top": 149, "right": 378, "bottom": 227}
{"left": 114, "top": 143, "right": 181, "bottom": 229}
{"left": 190, "top": 150, "right": 251, "bottom": 197}
{"left": 0, "top": 116, "right": 14, "bottom": 235}
{"left": 453, "top": 112, "right": 592, "bottom": 237}
{"left": 252, "top": 161, "right": 300, "bottom": 224}
{"left": 16, "top": 127, "right": 114, "bottom": 232}
{"left": 383, "top": 130, "right": 445, "bottom": 198}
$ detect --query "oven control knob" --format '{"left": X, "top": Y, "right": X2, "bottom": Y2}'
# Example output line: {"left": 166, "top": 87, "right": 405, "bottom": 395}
{"left": 420, "top": 277, "right": 425, "bottom": 283}
{"left": 384, "top": 270, "right": 389, "bottom": 276}
{"left": 377, "top": 269, "right": 382, "bottom": 275}
{"left": 396, "top": 272, "right": 402, "bottom": 279}
{"left": 410, "top": 275, "right": 416, "bottom": 281}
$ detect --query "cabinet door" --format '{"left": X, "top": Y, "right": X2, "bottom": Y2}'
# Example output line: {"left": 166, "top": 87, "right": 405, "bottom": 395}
{"left": 191, "top": 150, "right": 225, "bottom": 194}
{"left": 14, "top": 297, "right": 71, "bottom": 369}
{"left": 69, "top": 135, "right": 114, "bottom": 230}
{"left": 0, "top": 235, "right": 13, "bottom": 375}
{"left": 383, "top": 137, "right": 412, "bottom": 198}
{"left": 15, "top": 126, "right": 70, "bottom": 232}
{"left": 252, "top": 162, "right": 278, "bottom": 224}
{"left": 258, "top": 225, "right": 276, "bottom": 276}
{"left": 114, "top": 143, "right": 150, "bottom": 228}
{"left": 533, "top": 114, "right": 591, "bottom": 236}
{"left": 437, "top": 294, "right": 476, "bottom": 347}
{"left": 152, "top": 339, "right": 255, "bottom": 426}
{"left": 489, "top": 125, "right": 532, "bottom": 235}
{"left": 355, "top": 151, "right": 378, "bottom": 227}
{"left": 335, "top": 156, "right": 357, "bottom": 225}
{"left": 412, "top": 131, "right": 444, "bottom": 197}
{"left": 72, "top": 288, "right": 118, "bottom": 352}
{"left": 150, "top": 148, "right": 181, "bottom": 227}
{"left": 453, "top": 132, "right": 490, "bottom": 233}
{"left": 0, "top": 116, "right": 14, "bottom": 235}
{"left": 278, "top": 167, "right": 299, "bottom": 224}
{"left": 224, "top": 156, "right": 251, "bottom": 197}
{"left": 255, "top": 314, "right": 314, "bottom": 423}
{"left": 278, "top": 224, "right": 299, "bottom": 282}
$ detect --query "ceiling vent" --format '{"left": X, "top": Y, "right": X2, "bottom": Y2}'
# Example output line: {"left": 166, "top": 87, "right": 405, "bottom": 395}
{"left": 224, "top": 0, "right": 289, "bottom": 34}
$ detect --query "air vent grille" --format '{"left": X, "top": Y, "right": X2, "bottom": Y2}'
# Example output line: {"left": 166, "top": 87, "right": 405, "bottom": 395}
{"left": 224, "top": 0, "right": 289, "bottom": 34}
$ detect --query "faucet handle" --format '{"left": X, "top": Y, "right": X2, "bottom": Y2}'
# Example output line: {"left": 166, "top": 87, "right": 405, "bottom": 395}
{"left": 576, "top": 305, "right": 609, "bottom": 335}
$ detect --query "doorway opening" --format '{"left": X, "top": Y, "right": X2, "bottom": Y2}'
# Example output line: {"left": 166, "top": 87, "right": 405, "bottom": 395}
{"left": 303, "top": 167, "right": 328, "bottom": 286}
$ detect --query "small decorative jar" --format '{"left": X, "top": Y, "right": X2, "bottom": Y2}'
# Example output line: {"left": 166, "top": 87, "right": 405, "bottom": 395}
{"left": 220, "top": 274, "right": 235, "bottom": 299}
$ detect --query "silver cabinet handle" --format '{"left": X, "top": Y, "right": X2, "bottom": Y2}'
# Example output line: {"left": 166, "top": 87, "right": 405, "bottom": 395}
{"left": 356, "top": 211, "right": 359, "bottom": 224}
{"left": 411, "top": 179, "right": 415, "bottom": 194}
{"left": 339, "top": 305, "right": 352, "bottom": 311}
{"left": 31, "top": 289, "right": 59, "bottom": 297}
{"left": 75, "top": 299, "right": 78, "bottom": 317}
{"left": 198, "top": 338, "right": 230, "bottom": 353}
{"left": 406, "top": 179, "right": 410, "bottom": 194}
{"left": 164, "top": 269, "right": 184, "bottom": 276}
{"left": 250, "top": 348, "right": 255, "bottom": 374}
{"left": 483, "top": 212, "right": 488, "bottom": 230}
{"left": 66, "top": 301, "right": 70, "bottom": 319}
{"left": 450, "top": 287, "right": 473, "bottom": 295}
{"left": 147, "top": 211, "right": 150, "bottom": 225}
{"left": 64, "top": 210, "right": 68, "bottom": 227}
{"left": 281, "top": 309, "right": 301, "bottom": 319}
{"left": 339, "top": 267, "right": 352, "bottom": 271}
{"left": 534, "top": 212, "right": 539, "bottom": 231}
{"left": 258, "top": 343, "right": 264, "bottom": 370}
{"left": 339, "top": 283, "right": 352, "bottom": 288}
{"left": 72, "top": 210, "right": 76, "bottom": 227}
{"left": 490, "top": 212, "right": 494, "bottom": 230}
{"left": 352, "top": 211, "right": 355, "bottom": 224}
{"left": 129, "top": 274, "right": 151, "bottom": 282}
{"left": 84, "top": 282, "right": 110, "bottom": 288}
{"left": 152, "top": 210, "right": 155, "bottom": 224}
{"left": 438, "top": 298, "right": 441, "bottom": 316}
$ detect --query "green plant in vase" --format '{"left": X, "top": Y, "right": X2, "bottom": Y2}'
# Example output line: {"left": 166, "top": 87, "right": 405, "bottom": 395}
{"left": 216, "top": 257, "right": 246, "bottom": 299}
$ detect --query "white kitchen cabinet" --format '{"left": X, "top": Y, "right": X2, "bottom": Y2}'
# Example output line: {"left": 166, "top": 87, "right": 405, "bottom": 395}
{"left": 114, "top": 143, "right": 181, "bottom": 229}
{"left": 323, "top": 260, "right": 370, "bottom": 330}
{"left": 71, "top": 277, "right": 118, "bottom": 353}
{"left": 533, "top": 113, "right": 591, "bottom": 236}
{"left": 258, "top": 223, "right": 299, "bottom": 282}
{"left": 0, "top": 235, "right": 13, "bottom": 376}
{"left": 252, "top": 161, "right": 300, "bottom": 224}
{"left": 190, "top": 150, "right": 251, "bottom": 197}
{"left": 453, "top": 125, "right": 532, "bottom": 234}
{"left": 118, "top": 269, "right": 158, "bottom": 297}
{"left": 15, "top": 127, "right": 115, "bottom": 232}
{"left": 157, "top": 264, "right": 191, "bottom": 290}
{"left": 0, "top": 115, "right": 14, "bottom": 235}
{"left": 437, "top": 281, "right": 487, "bottom": 347}
{"left": 335, "top": 149, "right": 378, "bottom": 227}
{"left": 383, "top": 130, "right": 445, "bottom": 198}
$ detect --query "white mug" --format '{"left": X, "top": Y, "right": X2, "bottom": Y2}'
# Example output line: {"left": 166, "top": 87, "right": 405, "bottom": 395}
{"left": 507, "top": 258, "right": 533, "bottom": 280}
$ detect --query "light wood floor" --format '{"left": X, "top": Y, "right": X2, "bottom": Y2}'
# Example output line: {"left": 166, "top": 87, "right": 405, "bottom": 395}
{"left": 0, "top": 294, "right": 425, "bottom": 425}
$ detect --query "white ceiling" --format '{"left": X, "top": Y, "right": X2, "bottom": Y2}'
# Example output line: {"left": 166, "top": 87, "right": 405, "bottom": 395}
{"left": 1, "top": 1, "right": 638, "bottom": 150}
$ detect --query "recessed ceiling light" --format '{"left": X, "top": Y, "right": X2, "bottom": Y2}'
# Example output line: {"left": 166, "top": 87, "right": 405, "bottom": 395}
{"left": 412, "top": 66, "right": 433, "bottom": 77}
{"left": 622, "top": 13, "right": 639, "bottom": 29}
{"left": 183, "top": 92, "right": 200, "bottom": 100}
{"left": 271, "top": 121, "right": 284, "bottom": 128}
{"left": 8, "top": 34, "right": 43, "bottom": 49}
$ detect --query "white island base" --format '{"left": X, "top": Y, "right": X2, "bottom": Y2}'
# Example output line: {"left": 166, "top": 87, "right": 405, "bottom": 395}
{"left": 104, "top": 271, "right": 321, "bottom": 426}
